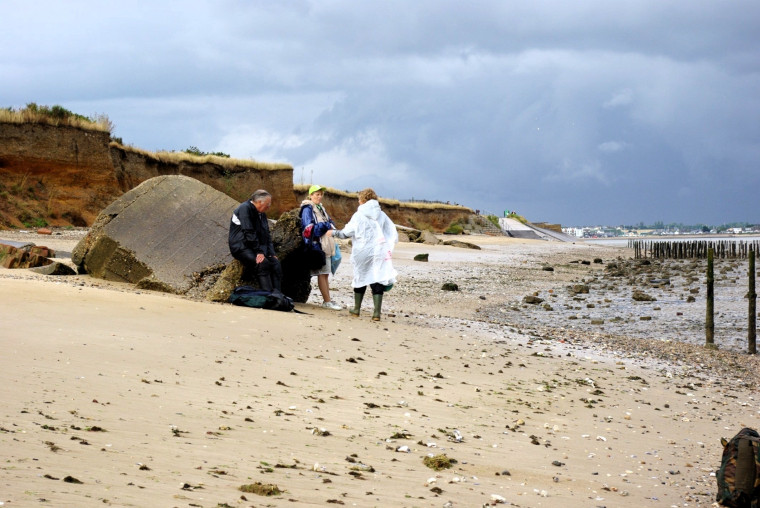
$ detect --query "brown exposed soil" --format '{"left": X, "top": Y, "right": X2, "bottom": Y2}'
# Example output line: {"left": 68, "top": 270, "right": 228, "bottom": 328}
{"left": 1, "top": 122, "right": 478, "bottom": 233}
{"left": 0, "top": 123, "right": 297, "bottom": 229}
{"left": 0, "top": 124, "right": 117, "bottom": 228}
{"left": 294, "top": 189, "right": 474, "bottom": 230}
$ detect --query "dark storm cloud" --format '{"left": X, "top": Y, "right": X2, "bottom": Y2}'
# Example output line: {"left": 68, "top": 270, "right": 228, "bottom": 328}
{"left": 2, "top": 0, "right": 758, "bottom": 225}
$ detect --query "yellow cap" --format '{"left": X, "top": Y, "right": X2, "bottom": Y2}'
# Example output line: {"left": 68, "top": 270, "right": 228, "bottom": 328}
{"left": 308, "top": 184, "right": 326, "bottom": 195}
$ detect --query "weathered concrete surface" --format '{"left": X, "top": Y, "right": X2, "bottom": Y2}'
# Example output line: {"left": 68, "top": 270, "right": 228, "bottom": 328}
{"left": 497, "top": 217, "right": 574, "bottom": 242}
{"left": 415, "top": 230, "right": 441, "bottom": 245}
{"left": 72, "top": 176, "right": 314, "bottom": 300}
{"left": 29, "top": 261, "right": 76, "bottom": 275}
{"left": 72, "top": 175, "right": 238, "bottom": 293}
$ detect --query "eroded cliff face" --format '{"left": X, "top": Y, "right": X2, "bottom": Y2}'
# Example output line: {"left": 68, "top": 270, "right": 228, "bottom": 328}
{"left": 0, "top": 123, "right": 297, "bottom": 228}
{"left": 109, "top": 144, "right": 298, "bottom": 215}
{"left": 0, "top": 123, "right": 119, "bottom": 227}
{"left": 0, "top": 122, "right": 472, "bottom": 232}
{"left": 294, "top": 190, "right": 472, "bottom": 230}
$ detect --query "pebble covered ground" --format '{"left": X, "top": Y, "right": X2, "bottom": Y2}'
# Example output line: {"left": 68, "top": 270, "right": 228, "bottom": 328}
{"left": 3, "top": 228, "right": 759, "bottom": 387}
{"left": 380, "top": 238, "right": 760, "bottom": 388}
{"left": 2, "top": 229, "right": 759, "bottom": 506}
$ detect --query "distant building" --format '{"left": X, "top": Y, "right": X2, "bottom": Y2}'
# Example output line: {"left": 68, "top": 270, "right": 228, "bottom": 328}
{"left": 561, "top": 227, "right": 585, "bottom": 238}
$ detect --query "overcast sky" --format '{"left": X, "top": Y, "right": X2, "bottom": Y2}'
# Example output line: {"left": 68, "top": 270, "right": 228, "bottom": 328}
{"left": 2, "top": 1, "right": 758, "bottom": 226}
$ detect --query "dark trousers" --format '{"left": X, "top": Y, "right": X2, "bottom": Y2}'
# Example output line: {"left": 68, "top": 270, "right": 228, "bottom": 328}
{"left": 354, "top": 283, "right": 385, "bottom": 296}
{"left": 233, "top": 250, "right": 282, "bottom": 292}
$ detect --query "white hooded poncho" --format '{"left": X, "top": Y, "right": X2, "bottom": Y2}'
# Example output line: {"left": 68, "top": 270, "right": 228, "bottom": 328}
{"left": 338, "top": 199, "right": 398, "bottom": 288}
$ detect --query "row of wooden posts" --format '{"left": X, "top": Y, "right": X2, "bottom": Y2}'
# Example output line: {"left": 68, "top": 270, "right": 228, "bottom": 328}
{"left": 629, "top": 239, "right": 760, "bottom": 260}
{"left": 705, "top": 247, "right": 757, "bottom": 354}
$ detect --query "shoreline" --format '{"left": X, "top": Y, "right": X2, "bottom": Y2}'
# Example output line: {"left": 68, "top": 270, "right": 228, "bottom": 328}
{"left": 1, "top": 230, "right": 756, "bottom": 506}
{"left": 3, "top": 229, "right": 757, "bottom": 382}
{"left": 585, "top": 234, "right": 760, "bottom": 240}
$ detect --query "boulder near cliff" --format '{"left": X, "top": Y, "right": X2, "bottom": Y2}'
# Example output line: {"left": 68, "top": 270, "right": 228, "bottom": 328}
{"left": 72, "top": 175, "right": 312, "bottom": 301}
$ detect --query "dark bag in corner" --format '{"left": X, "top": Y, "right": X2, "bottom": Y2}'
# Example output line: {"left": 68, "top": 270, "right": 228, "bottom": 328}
{"left": 716, "top": 427, "right": 760, "bottom": 507}
{"left": 303, "top": 240, "right": 326, "bottom": 270}
{"left": 229, "top": 286, "right": 295, "bottom": 312}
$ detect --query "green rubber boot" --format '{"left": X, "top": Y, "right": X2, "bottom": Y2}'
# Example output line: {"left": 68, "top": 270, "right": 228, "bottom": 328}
{"left": 372, "top": 293, "right": 383, "bottom": 321}
{"left": 350, "top": 291, "right": 364, "bottom": 317}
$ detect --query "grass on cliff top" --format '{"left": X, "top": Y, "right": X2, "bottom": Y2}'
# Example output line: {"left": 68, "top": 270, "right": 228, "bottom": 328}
{"left": 110, "top": 141, "right": 293, "bottom": 172}
{"left": 0, "top": 103, "right": 112, "bottom": 133}
{"left": 293, "top": 184, "right": 472, "bottom": 211}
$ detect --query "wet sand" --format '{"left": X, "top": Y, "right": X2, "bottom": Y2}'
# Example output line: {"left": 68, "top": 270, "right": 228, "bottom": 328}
{"left": 1, "top": 230, "right": 756, "bottom": 507}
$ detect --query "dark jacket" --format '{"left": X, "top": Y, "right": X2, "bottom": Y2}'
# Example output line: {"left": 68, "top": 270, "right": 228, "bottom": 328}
{"left": 229, "top": 200, "right": 275, "bottom": 258}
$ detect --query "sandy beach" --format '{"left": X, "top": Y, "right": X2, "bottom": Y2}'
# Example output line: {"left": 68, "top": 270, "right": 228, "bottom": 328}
{"left": 1, "top": 231, "right": 758, "bottom": 507}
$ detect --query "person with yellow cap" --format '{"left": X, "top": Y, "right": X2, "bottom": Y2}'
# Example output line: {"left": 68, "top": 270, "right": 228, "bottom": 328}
{"left": 299, "top": 184, "right": 342, "bottom": 310}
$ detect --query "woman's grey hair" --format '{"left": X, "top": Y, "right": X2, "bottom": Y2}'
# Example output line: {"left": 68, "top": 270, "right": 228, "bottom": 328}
{"left": 249, "top": 189, "right": 272, "bottom": 203}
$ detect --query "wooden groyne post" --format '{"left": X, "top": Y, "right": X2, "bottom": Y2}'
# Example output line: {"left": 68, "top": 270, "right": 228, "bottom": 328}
{"left": 629, "top": 239, "right": 760, "bottom": 260}
{"left": 706, "top": 247, "right": 715, "bottom": 348}
{"left": 749, "top": 248, "right": 757, "bottom": 354}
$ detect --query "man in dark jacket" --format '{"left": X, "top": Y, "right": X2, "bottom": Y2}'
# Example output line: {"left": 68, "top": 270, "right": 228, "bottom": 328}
{"left": 228, "top": 189, "right": 283, "bottom": 292}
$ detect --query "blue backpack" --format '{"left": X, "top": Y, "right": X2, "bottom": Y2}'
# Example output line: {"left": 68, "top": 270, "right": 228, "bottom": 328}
{"left": 229, "top": 286, "right": 296, "bottom": 312}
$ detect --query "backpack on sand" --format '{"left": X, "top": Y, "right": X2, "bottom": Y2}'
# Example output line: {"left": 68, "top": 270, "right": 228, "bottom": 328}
{"left": 229, "top": 286, "right": 296, "bottom": 312}
{"left": 716, "top": 427, "right": 760, "bottom": 507}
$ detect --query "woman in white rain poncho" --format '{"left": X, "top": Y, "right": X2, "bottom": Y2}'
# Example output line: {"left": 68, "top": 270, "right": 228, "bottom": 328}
{"left": 334, "top": 188, "right": 398, "bottom": 321}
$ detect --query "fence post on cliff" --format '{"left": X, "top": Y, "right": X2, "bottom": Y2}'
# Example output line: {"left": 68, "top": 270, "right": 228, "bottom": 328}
{"left": 749, "top": 248, "right": 757, "bottom": 354}
{"left": 706, "top": 247, "right": 715, "bottom": 348}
